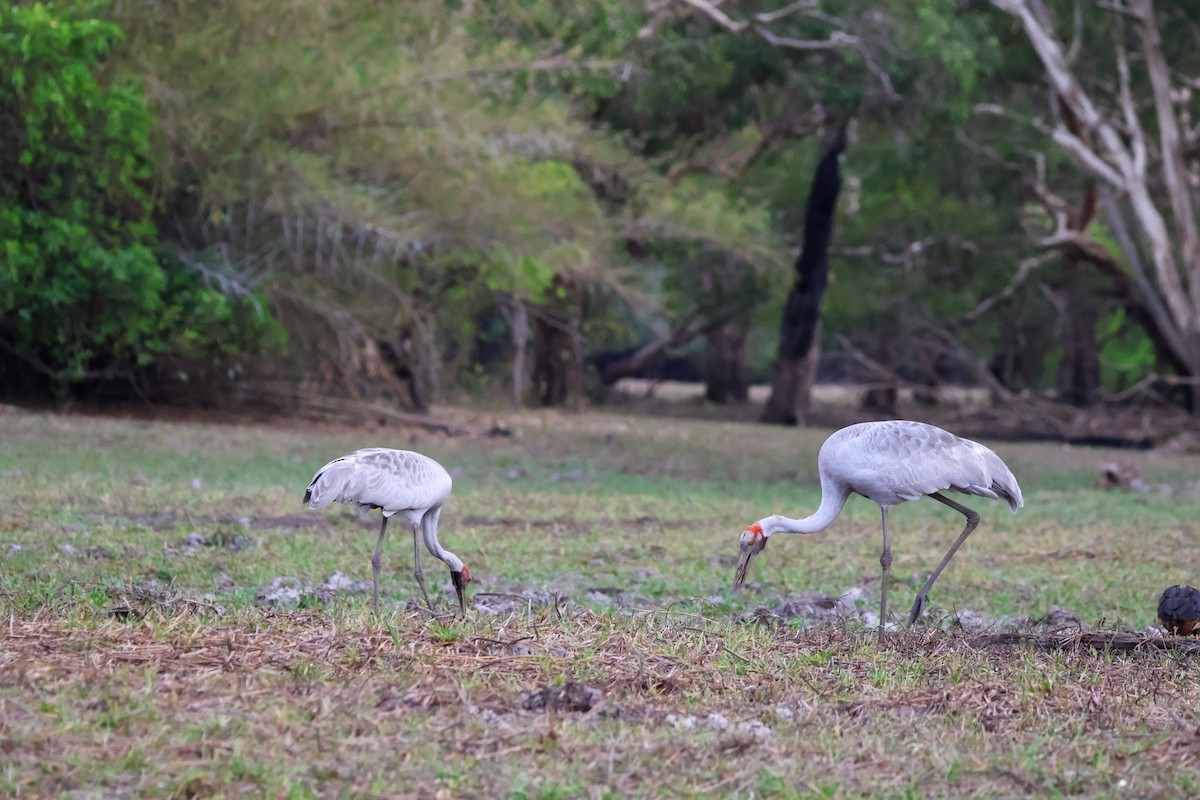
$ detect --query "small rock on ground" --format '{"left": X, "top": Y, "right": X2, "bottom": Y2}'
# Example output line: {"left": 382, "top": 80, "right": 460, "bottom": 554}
{"left": 520, "top": 681, "right": 603, "bottom": 713}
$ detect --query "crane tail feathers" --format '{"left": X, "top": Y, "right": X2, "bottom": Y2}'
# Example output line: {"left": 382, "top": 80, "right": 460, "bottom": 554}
{"left": 303, "top": 468, "right": 347, "bottom": 510}
{"left": 304, "top": 460, "right": 378, "bottom": 510}
{"left": 991, "top": 475, "right": 1023, "bottom": 513}
{"left": 979, "top": 445, "right": 1023, "bottom": 513}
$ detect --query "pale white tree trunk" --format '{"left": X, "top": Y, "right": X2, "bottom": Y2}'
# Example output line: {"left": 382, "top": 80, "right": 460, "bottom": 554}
{"left": 992, "top": 0, "right": 1200, "bottom": 403}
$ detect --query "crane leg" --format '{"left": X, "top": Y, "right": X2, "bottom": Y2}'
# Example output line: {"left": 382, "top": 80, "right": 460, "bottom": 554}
{"left": 878, "top": 506, "right": 893, "bottom": 644}
{"left": 371, "top": 516, "right": 389, "bottom": 615}
{"left": 907, "top": 492, "right": 980, "bottom": 626}
{"left": 411, "top": 524, "right": 435, "bottom": 612}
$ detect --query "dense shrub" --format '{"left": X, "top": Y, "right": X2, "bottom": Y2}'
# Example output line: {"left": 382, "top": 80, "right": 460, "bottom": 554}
{"left": 0, "top": 2, "right": 277, "bottom": 398}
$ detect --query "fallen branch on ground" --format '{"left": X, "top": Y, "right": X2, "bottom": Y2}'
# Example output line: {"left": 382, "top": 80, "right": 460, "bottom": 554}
{"left": 970, "top": 631, "right": 1200, "bottom": 654}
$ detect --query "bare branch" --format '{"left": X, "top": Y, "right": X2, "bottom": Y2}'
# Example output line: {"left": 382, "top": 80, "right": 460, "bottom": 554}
{"left": 753, "top": 0, "right": 820, "bottom": 24}
{"left": 1100, "top": 189, "right": 1193, "bottom": 366}
{"left": 1064, "top": 0, "right": 1083, "bottom": 64}
{"left": 599, "top": 310, "right": 741, "bottom": 385}
{"left": 756, "top": 28, "right": 854, "bottom": 50}
{"left": 1115, "top": 44, "right": 1146, "bottom": 179}
{"left": 757, "top": 29, "right": 899, "bottom": 100}
{"left": 1132, "top": 0, "right": 1200, "bottom": 313}
{"left": 676, "top": 0, "right": 748, "bottom": 32}
{"left": 688, "top": 103, "right": 828, "bottom": 181}
{"left": 952, "top": 252, "right": 1057, "bottom": 330}
{"left": 925, "top": 327, "right": 1019, "bottom": 404}
{"left": 1048, "top": 125, "right": 1125, "bottom": 186}
{"left": 640, "top": 0, "right": 898, "bottom": 101}
{"left": 991, "top": 0, "right": 1104, "bottom": 127}
{"left": 1094, "top": 1, "right": 1144, "bottom": 19}
{"left": 993, "top": 0, "right": 1197, "bottom": 340}
{"left": 834, "top": 334, "right": 901, "bottom": 384}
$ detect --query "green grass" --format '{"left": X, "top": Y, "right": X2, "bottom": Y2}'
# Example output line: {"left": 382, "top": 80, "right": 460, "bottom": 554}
{"left": 2, "top": 408, "right": 1200, "bottom": 797}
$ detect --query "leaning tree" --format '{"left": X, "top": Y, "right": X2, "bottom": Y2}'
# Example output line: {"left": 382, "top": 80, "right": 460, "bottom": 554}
{"left": 991, "top": 0, "right": 1200, "bottom": 411}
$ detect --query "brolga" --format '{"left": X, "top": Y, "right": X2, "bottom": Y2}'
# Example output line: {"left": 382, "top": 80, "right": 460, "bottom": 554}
{"left": 303, "top": 448, "right": 470, "bottom": 614}
{"left": 732, "top": 420, "right": 1023, "bottom": 642}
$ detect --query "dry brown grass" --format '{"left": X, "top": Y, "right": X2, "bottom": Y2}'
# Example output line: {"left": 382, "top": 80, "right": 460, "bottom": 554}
{"left": 4, "top": 605, "right": 1200, "bottom": 798}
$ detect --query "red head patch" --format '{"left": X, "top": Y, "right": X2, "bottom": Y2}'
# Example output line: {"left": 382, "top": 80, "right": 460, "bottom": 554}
{"left": 744, "top": 522, "right": 764, "bottom": 544}
{"left": 461, "top": 566, "right": 472, "bottom": 584}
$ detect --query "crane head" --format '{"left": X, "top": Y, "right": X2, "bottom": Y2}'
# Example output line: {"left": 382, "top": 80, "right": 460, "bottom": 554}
{"left": 732, "top": 523, "right": 768, "bottom": 590}
{"left": 451, "top": 566, "right": 471, "bottom": 615}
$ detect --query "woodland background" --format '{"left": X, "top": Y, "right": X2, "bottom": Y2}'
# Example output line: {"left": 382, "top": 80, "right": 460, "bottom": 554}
{"left": 6, "top": 0, "right": 1200, "bottom": 433}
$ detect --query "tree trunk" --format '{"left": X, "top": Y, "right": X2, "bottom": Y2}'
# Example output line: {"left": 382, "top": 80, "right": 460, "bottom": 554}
{"left": 532, "top": 276, "right": 583, "bottom": 407}
{"left": 762, "top": 126, "right": 846, "bottom": 425}
{"left": 912, "top": 342, "right": 942, "bottom": 407}
{"left": 860, "top": 335, "right": 898, "bottom": 416}
{"left": 507, "top": 299, "right": 529, "bottom": 408}
{"left": 1056, "top": 258, "right": 1101, "bottom": 406}
{"left": 762, "top": 324, "right": 822, "bottom": 424}
{"left": 993, "top": 0, "right": 1200, "bottom": 412}
{"left": 378, "top": 330, "right": 428, "bottom": 412}
{"left": 704, "top": 319, "right": 750, "bottom": 403}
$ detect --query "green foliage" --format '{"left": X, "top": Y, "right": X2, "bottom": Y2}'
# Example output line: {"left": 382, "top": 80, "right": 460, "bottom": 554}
{"left": 0, "top": 2, "right": 276, "bottom": 392}
{"left": 2, "top": 0, "right": 1166, "bottom": 404}
{"left": 1098, "top": 309, "right": 1156, "bottom": 390}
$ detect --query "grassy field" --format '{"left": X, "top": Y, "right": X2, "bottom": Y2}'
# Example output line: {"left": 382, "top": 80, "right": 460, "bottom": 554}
{"left": 2, "top": 406, "right": 1200, "bottom": 798}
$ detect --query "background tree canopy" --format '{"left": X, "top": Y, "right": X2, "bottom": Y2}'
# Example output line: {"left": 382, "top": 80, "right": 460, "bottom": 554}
{"left": 2, "top": 0, "right": 1192, "bottom": 421}
{"left": 0, "top": 2, "right": 277, "bottom": 399}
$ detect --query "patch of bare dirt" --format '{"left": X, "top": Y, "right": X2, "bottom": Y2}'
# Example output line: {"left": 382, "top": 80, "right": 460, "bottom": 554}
{"left": 85, "top": 510, "right": 331, "bottom": 532}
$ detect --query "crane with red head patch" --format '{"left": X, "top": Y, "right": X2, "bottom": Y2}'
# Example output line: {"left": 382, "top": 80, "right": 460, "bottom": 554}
{"left": 732, "top": 421, "right": 1023, "bottom": 643}
{"left": 733, "top": 523, "right": 768, "bottom": 587}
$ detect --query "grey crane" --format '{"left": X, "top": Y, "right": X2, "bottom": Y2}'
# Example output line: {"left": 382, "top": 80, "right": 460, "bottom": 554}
{"left": 303, "top": 448, "right": 470, "bottom": 614}
{"left": 732, "top": 420, "right": 1023, "bottom": 642}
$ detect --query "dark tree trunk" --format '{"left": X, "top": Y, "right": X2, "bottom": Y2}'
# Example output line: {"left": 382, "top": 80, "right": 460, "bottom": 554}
{"left": 704, "top": 319, "right": 750, "bottom": 403}
{"left": 378, "top": 331, "right": 429, "bottom": 412}
{"left": 1055, "top": 258, "right": 1101, "bottom": 406}
{"left": 532, "top": 276, "right": 583, "bottom": 407}
{"left": 763, "top": 323, "right": 822, "bottom": 423}
{"left": 762, "top": 126, "right": 846, "bottom": 425}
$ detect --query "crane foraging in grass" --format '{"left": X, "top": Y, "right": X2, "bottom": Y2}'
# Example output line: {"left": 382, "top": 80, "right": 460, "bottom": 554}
{"left": 733, "top": 420, "right": 1023, "bottom": 642}
{"left": 303, "top": 448, "right": 470, "bottom": 615}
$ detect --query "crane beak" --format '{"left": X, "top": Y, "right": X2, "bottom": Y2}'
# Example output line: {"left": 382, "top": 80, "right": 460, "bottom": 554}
{"left": 733, "top": 538, "right": 767, "bottom": 590}
{"left": 451, "top": 570, "right": 468, "bottom": 615}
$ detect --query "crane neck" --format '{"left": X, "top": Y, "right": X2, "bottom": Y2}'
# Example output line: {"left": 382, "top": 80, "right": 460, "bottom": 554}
{"left": 761, "top": 473, "right": 849, "bottom": 536}
{"left": 421, "top": 507, "right": 463, "bottom": 571}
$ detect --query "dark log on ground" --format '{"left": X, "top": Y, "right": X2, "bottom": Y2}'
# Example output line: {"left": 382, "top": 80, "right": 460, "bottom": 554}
{"left": 242, "top": 386, "right": 464, "bottom": 435}
{"left": 979, "top": 432, "right": 1156, "bottom": 450}
{"left": 967, "top": 631, "right": 1200, "bottom": 655}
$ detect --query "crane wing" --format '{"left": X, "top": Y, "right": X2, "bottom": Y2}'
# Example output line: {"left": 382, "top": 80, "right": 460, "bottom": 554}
{"left": 303, "top": 448, "right": 452, "bottom": 515}
{"left": 828, "top": 421, "right": 1023, "bottom": 512}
